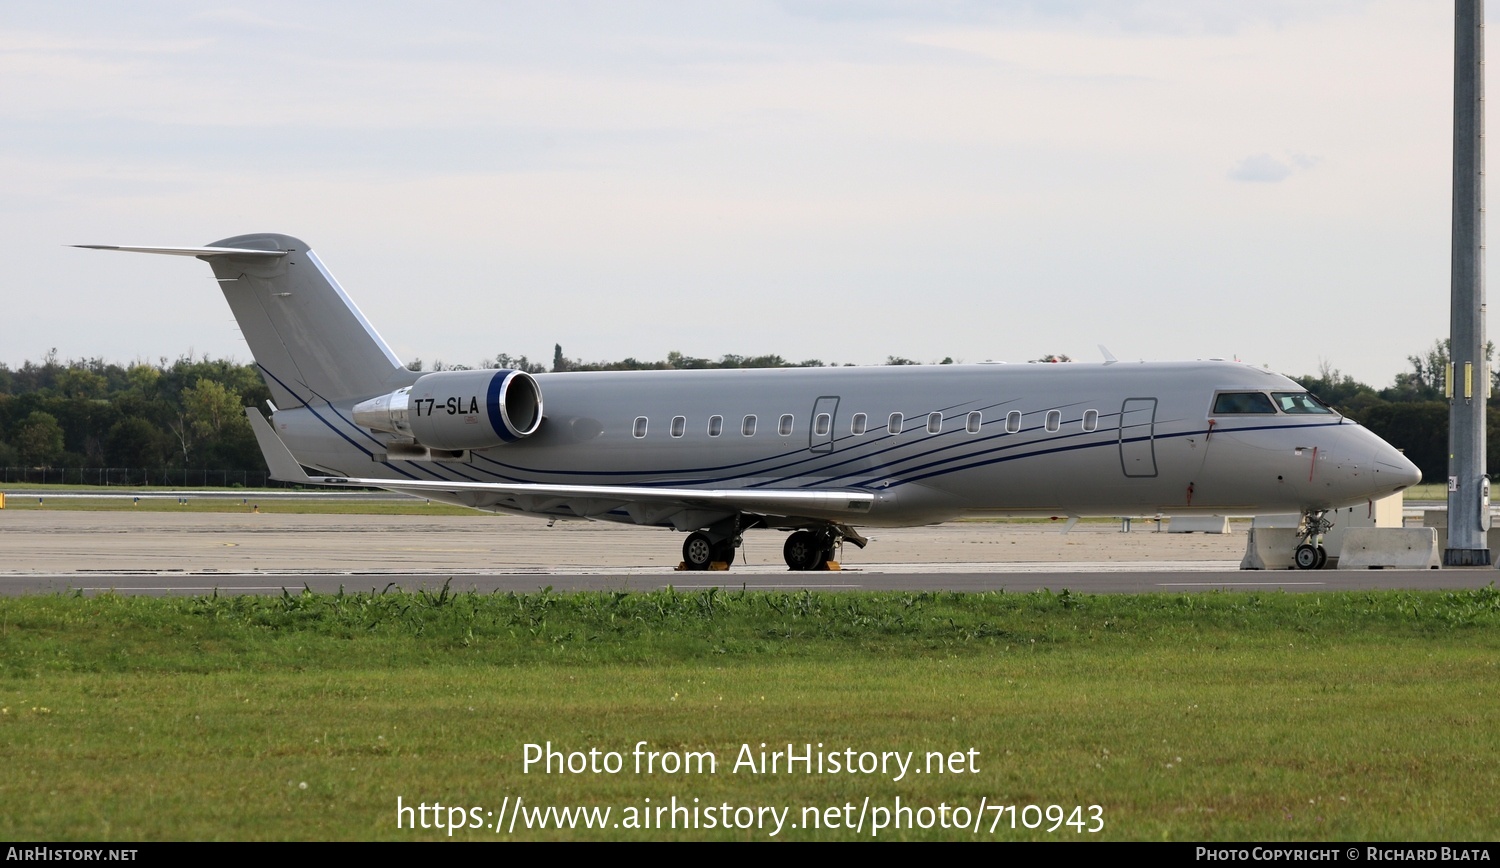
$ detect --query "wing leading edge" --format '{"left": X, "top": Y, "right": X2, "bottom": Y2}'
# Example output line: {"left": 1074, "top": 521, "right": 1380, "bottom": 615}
{"left": 73, "top": 244, "right": 289, "bottom": 258}
{"left": 245, "top": 408, "right": 874, "bottom": 527}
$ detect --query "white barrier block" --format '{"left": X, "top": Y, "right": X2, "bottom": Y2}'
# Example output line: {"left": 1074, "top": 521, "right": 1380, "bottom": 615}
{"left": 1240, "top": 528, "right": 1300, "bottom": 570}
{"left": 1169, "top": 516, "right": 1231, "bottom": 534}
{"left": 1336, "top": 528, "right": 1440, "bottom": 570}
{"left": 1423, "top": 526, "right": 1500, "bottom": 554}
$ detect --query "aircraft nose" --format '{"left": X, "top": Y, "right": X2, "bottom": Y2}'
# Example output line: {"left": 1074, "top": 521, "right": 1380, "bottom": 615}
{"left": 1374, "top": 444, "right": 1422, "bottom": 491}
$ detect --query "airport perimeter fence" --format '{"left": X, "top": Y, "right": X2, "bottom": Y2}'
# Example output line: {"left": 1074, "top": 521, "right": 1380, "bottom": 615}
{"left": 0, "top": 467, "right": 289, "bottom": 488}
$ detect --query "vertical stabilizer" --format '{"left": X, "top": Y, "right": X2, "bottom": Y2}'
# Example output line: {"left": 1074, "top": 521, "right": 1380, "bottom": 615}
{"left": 202, "top": 233, "right": 416, "bottom": 407}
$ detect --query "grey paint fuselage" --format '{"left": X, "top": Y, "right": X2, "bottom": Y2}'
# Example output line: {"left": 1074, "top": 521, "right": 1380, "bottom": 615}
{"left": 272, "top": 359, "right": 1416, "bottom": 527}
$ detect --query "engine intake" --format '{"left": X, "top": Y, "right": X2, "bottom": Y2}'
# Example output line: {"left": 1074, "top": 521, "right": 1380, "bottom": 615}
{"left": 353, "top": 369, "right": 543, "bottom": 450}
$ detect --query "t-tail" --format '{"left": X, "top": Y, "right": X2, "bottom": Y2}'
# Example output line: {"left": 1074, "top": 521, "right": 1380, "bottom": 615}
{"left": 76, "top": 233, "right": 416, "bottom": 408}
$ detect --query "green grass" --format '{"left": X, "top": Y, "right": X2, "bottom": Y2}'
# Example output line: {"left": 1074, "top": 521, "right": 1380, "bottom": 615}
{"left": 2, "top": 587, "right": 1498, "bottom": 840}
{"left": 1404, "top": 483, "right": 1447, "bottom": 501}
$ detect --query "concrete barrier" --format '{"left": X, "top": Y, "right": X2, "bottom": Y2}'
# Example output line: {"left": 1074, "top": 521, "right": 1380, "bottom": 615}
{"left": 1239, "top": 528, "right": 1301, "bottom": 569}
{"left": 1336, "top": 528, "right": 1440, "bottom": 570}
{"left": 1425, "top": 526, "right": 1500, "bottom": 554}
{"left": 1169, "top": 516, "right": 1231, "bottom": 534}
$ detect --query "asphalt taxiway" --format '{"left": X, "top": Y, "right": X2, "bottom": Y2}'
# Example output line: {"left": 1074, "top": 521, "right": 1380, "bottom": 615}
{"left": 0, "top": 509, "right": 1491, "bottom": 596}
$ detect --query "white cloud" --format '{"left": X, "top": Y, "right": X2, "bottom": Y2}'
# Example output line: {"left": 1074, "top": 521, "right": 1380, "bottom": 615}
{"left": 0, "top": 0, "right": 1475, "bottom": 388}
{"left": 1228, "top": 153, "right": 1294, "bottom": 182}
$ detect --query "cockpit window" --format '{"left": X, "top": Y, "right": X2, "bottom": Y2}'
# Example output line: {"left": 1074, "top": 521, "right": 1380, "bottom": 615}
{"left": 1272, "top": 391, "right": 1335, "bottom": 414}
{"left": 1212, "top": 392, "right": 1277, "bottom": 414}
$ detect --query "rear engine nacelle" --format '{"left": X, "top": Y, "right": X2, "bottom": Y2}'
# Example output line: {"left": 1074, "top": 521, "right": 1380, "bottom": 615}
{"left": 353, "top": 369, "right": 543, "bottom": 450}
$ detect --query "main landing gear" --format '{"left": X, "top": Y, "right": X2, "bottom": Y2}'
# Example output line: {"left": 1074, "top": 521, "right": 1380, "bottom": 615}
{"left": 782, "top": 525, "right": 869, "bottom": 571}
{"left": 681, "top": 531, "right": 738, "bottom": 570}
{"left": 1293, "top": 509, "right": 1332, "bottom": 570}
{"left": 783, "top": 529, "right": 836, "bottom": 571}
{"left": 679, "top": 521, "right": 869, "bottom": 571}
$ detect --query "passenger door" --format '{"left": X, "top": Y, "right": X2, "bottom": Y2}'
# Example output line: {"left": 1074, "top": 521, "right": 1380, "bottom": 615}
{"left": 809, "top": 396, "right": 839, "bottom": 453}
{"left": 1119, "top": 398, "right": 1157, "bottom": 478}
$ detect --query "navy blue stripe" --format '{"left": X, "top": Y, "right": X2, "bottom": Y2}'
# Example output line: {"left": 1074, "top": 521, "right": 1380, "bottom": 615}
{"left": 466, "top": 398, "right": 1025, "bottom": 484}
{"left": 467, "top": 405, "right": 1108, "bottom": 486}
{"left": 273, "top": 363, "right": 1348, "bottom": 493}
{"left": 302, "top": 383, "right": 388, "bottom": 449}
{"left": 256, "top": 363, "right": 420, "bottom": 482}
{"left": 295, "top": 383, "right": 489, "bottom": 485}
{"left": 486, "top": 371, "right": 518, "bottom": 442}
{"left": 425, "top": 462, "right": 483, "bottom": 483}
{"left": 801, "top": 409, "right": 1125, "bottom": 489}
{"left": 890, "top": 420, "right": 1344, "bottom": 488}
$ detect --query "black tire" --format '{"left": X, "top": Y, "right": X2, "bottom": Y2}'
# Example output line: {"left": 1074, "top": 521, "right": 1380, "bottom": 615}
{"left": 683, "top": 532, "right": 714, "bottom": 570}
{"left": 711, "top": 538, "right": 736, "bottom": 567}
{"left": 783, "top": 530, "right": 824, "bottom": 571}
{"left": 1314, "top": 545, "right": 1328, "bottom": 570}
{"left": 1294, "top": 543, "right": 1319, "bottom": 570}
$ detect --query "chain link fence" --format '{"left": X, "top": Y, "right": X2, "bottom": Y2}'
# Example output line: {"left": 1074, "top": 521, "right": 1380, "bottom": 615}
{"left": 1, "top": 467, "right": 290, "bottom": 488}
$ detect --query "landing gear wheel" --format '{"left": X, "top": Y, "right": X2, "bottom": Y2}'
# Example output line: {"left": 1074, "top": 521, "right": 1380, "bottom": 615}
{"left": 1294, "top": 543, "right": 1320, "bottom": 570}
{"left": 683, "top": 532, "right": 715, "bottom": 571}
{"left": 711, "top": 538, "right": 736, "bottom": 567}
{"left": 783, "top": 531, "right": 825, "bottom": 571}
{"left": 1314, "top": 545, "right": 1328, "bottom": 570}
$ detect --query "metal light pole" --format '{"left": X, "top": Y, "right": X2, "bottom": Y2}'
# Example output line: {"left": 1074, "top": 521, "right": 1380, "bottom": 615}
{"left": 1445, "top": 0, "right": 1491, "bottom": 566}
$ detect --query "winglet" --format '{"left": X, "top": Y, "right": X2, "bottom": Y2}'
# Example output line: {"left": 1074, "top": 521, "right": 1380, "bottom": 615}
{"left": 73, "top": 244, "right": 288, "bottom": 258}
{"left": 1098, "top": 344, "right": 1118, "bottom": 366}
{"left": 245, "top": 407, "right": 312, "bottom": 483}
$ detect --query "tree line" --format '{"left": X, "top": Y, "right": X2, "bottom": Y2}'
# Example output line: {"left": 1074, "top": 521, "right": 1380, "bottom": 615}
{"left": 0, "top": 341, "right": 1483, "bottom": 483}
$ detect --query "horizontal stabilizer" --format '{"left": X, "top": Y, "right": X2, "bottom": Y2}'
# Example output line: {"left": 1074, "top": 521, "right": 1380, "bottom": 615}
{"left": 73, "top": 244, "right": 287, "bottom": 258}
{"left": 245, "top": 408, "right": 311, "bottom": 483}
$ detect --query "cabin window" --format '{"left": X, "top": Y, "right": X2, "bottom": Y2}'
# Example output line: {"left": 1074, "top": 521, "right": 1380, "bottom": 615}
{"left": 1045, "top": 409, "right": 1061, "bottom": 432}
{"left": 779, "top": 414, "right": 794, "bottom": 436}
{"left": 1212, "top": 392, "right": 1276, "bottom": 414}
{"left": 1005, "top": 411, "right": 1022, "bottom": 434}
{"left": 707, "top": 415, "right": 723, "bottom": 437}
{"left": 742, "top": 415, "right": 757, "bottom": 436}
{"left": 670, "top": 415, "right": 686, "bottom": 438}
{"left": 851, "top": 413, "right": 868, "bottom": 435}
{"left": 966, "top": 411, "right": 982, "bottom": 433}
{"left": 1082, "top": 409, "right": 1098, "bottom": 432}
{"left": 632, "top": 416, "right": 648, "bottom": 438}
{"left": 1272, "top": 392, "right": 1336, "bottom": 415}
{"left": 887, "top": 412, "right": 903, "bottom": 434}
{"left": 927, "top": 412, "right": 942, "bottom": 434}
{"left": 814, "top": 413, "right": 831, "bottom": 437}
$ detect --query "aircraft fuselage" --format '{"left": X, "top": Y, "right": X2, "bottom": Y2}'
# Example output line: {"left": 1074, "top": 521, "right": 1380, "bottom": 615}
{"left": 271, "top": 359, "right": 1415, "bottom": 527}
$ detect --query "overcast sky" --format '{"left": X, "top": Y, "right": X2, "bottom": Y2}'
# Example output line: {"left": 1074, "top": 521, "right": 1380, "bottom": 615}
{"left": 2, "top": 1, "right": 1486, "bottom": 388}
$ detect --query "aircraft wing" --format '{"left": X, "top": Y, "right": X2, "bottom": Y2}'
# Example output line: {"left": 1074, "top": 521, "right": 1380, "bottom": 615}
{"left": 246, "top": 407, "right": 873, "bottom": 525}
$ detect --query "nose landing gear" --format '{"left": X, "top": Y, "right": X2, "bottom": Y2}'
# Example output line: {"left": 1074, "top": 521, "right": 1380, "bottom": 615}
{"left": 1293, "top": 510, "right": 1332, "bottom": 570}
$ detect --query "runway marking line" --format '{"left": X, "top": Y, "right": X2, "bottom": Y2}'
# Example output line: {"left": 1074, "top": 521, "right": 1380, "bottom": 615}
{"left": 673, "top": 584, "right": 861, "bottom": 589}
{"left": 76, "top": 586, "right": 297, "bottom": 592}
{"left": 1158, "top": 582, "right": 1327, "bottom": 586}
